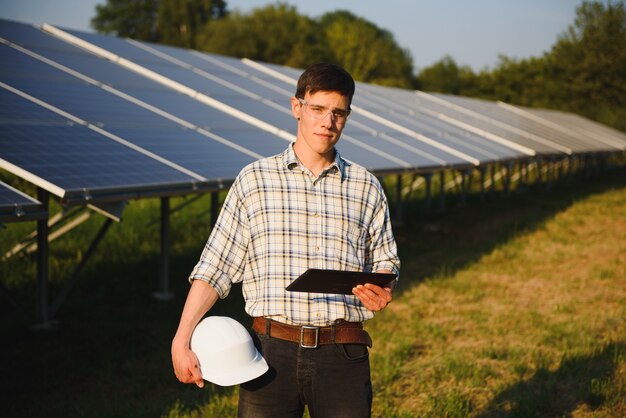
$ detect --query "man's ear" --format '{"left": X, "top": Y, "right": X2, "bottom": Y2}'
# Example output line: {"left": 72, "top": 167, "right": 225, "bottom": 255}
{"left": 291, "top": 96, "right": 301, "bottom": 120}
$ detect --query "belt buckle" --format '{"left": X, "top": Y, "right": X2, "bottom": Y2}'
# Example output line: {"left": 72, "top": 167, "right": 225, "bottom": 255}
{"left": 300, "top": 325, "right": 319, "bottom": 348}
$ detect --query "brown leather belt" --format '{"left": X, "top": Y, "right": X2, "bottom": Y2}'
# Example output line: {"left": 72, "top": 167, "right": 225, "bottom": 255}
{"left": 253, "top": 317, "right": 372, "bottom": 348}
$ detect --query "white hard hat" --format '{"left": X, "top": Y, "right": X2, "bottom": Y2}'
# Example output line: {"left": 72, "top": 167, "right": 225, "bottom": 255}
{"left": 190, "top": 316, "right": 268, "bottom": 386}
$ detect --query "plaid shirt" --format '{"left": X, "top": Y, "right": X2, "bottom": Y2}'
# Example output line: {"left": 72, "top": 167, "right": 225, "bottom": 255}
{"left": 189, "top": 144, "right": 400, "bottom": 326}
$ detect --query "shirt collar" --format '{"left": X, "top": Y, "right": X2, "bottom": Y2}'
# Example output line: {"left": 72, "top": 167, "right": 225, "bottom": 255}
{"left": 283, "top": 143, "right": 348, "bottom": 181}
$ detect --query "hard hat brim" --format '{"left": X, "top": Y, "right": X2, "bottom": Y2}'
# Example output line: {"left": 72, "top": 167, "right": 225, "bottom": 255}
{"left": 201, "top": 350, "right": 269, "bottom": 386}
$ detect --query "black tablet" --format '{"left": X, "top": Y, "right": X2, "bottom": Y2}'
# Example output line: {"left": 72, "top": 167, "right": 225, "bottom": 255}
{"left": 286, "top": 269, "right": 397, "bottom": 295}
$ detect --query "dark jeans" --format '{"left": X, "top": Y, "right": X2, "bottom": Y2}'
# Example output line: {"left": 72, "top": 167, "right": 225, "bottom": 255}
{"left": 238, "top": 332, "right": 372, "bottom": 418}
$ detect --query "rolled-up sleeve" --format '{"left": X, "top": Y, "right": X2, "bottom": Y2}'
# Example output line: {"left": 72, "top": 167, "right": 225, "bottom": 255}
{"left": 188, "top": 178, "right": 250, "bottom": 298}
{"left": 368, "top": 192, "right": 400, "bottom": 278}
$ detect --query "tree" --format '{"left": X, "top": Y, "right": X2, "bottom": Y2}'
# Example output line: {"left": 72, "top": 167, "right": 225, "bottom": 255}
{"left": 197, "top": 4, "right": 332, "bottom": 67}
{"left": 91, "top": 0, "right": 227, "bottom": 47}
{"left": 158, "top": 0, "right": 227, "bottom": 48}
{"left": 91, "top": 0, "right": 160, "bottom": 41}
{"left": 440, "top": 1, "right": 626, "bottom": 132}
{"left": 550, "top": 0, "right": 626, "bottom": 125}
{"left": 416, "top": 55, "right": 477, "bottom": 95}
{"left": 319, "top": 11, "right": 414, "bottom": 87}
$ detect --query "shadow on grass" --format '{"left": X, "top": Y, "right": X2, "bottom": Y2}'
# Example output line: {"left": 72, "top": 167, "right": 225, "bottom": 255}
{"left": 1, "top": 166, "right": 625, "bottom": 417}
{"left": 391, "top": 166, "right": 626, "bottom": 293}
{"left": 477, "top": 341, "right": 625, "bottom": 418}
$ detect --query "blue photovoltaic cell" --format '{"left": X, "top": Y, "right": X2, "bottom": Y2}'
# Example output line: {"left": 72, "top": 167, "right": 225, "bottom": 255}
{"left": 60, "top": 28, "right": 437, "bottom": 171}
{"left": 523, "top": 107, "right": 626, "bottom": 150}
{"left": 0, "top": 87, "right": 200, "bottom": 202}
{"left": 353, "top": 86, "right": 523, "bottom": 162}
{"left": 0, "top": 41, "right": 259, "bottom": 182}
{"left": 434, "top": 94, "right": 620, "bottom": 153}
{"left": 1, "top": 21, "right": 290, "bottom": 160}
{"left": 368, "top": 85, "right": 561, "bottom": 155}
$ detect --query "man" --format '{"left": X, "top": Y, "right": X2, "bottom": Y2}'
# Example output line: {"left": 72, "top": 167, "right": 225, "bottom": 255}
{"left": 172, "top": 62, "right": 400, "bottom": 417}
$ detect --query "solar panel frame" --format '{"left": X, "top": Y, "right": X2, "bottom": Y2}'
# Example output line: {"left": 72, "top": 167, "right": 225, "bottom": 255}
{"left": 0, "top": 180, "right": 47, "bottom": 222}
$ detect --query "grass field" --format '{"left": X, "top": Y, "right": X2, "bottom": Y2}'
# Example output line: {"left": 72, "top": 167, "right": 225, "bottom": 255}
{"left": 1, "top": 166, "right": 624, "bottom": 417}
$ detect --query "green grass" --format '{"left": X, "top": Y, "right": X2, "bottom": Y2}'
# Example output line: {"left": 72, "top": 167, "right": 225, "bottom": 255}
{"left": 1, "top": 166, "right": 625, "bottom": 417}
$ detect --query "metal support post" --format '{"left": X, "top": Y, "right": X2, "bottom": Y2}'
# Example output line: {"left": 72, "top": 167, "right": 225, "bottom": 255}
{"left": 424, "top": 173, "right": 433, "bottom": 213}
{"left": 394, "top": 174, "right": 403, "bottom": 225}
{"left": 210, "top": 192, "right": 219, "bottom": 228}
{"left": 504, "top": 163, "right": 512, "bottom": 195}
{"left": 438, "top": 171, "right": 446, "bottom": 211}
{"left": 459, "top": 170, "right": 469, "bottom": 206}
{"left": 33, "top": 188, "right": 53, "bottom": 329}
{"left": 490, "top": 164, "right": 496, "bottom": 196}
{"left": 479, "top": 167, "right": 486, "bottom": 202}
{"left": 154, "top": 197, "right": 173, "bottom": 300}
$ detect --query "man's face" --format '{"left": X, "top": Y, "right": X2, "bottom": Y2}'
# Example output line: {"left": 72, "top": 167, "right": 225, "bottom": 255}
{"left": 291, "top": 90, "right": 350, "bottom": 158}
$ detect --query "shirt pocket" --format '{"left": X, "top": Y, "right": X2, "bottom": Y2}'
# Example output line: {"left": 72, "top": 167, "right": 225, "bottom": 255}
{"left": 331, "top": 219, "right": 366, "bottom": 271}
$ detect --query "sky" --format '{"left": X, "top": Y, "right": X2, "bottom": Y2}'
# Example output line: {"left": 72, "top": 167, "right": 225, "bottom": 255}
{"left": 0, "top": 0, "right": 582, "bottom": 71}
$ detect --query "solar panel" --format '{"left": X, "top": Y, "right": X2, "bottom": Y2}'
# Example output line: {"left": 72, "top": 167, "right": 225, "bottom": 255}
{"left": 54, "top": 26, "right": 468, "bottom": 171}
{"left": 511, "top": 106, "right": 626, "bottom": 152}
{"left": 0, "top": 38, "right": 258, "bottom": 186}
{"left": 391, "top": 88, "right": 563, "bottom": 155}
{"left": 0, "top": 21, "right": 290, "bottom": 164}
{"left": 0, "top": 180, "right": 47, "bottom": 222}
{"left": 434, "top": 94, "right": 607, "bottom": 153}
{"left": 1, "top": 17, "right": 622, "bottom": 205}
{"left": 354, "top": 84, "right": 525, "bottom": 162}
{"left": 0, "top": 85, "right": 203, "bottom": 205}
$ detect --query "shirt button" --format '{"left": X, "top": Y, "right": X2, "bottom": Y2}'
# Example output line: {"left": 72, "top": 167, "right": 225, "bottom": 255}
{"left": 315, "top": 246, "right": 320, "bottom": 252}
{"left": 316, "top": 312, "right": 321, "bottom": 318}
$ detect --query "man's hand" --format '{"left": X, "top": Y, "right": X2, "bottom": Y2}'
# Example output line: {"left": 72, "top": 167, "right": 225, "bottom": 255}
{"left": 171, "top": 280, "right": 219, "bottom": 388}
{"left": 172, "top": 340, "right": 204, "bottom": 388}
{"left": 352, "top": 283, "right": 393, "bottom": 311}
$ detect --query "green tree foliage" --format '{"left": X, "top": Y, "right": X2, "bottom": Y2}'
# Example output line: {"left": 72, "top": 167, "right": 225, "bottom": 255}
{"left": 91, "top": 0, "right": 227, "bottom": 47}
{"left": 198, "top": 5, "right": 415, "bottom": 86}
{"left": 416, "top": 55, "right": 478, "bottom": 95}
{"left": 319, "top": 11, "right": 414, "bottom": 87}
{"left": 91, "top": 0, "right": 160, "bottom": 41}
{"left": 550, "top": 0, "right": 626, "bottom": 128}
{"left": 197, "top": 4, "right": 331, "bottom": 68}
{"left": 416, "top": 1, "right": 626, "bottom": 132}
{"left": 158, "top": 0, "right": 227, "bottom": 48}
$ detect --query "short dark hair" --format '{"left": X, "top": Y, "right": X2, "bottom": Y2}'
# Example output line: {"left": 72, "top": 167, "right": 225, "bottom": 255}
{"left": 295, "top": 62, "right": 355, "bottom": 106}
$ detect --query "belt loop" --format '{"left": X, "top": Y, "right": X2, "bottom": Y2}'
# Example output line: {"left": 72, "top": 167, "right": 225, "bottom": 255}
{"left": 331, "top": 324, "right": 336, "bottom": 343}
{"left": 265, "top": 318, "right": 271, "bottom": 335}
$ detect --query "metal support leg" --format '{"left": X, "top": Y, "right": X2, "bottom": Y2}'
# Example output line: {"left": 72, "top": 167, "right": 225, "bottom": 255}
{"left": 504, "top": 163, "right": 512, "bottom": 195}
{"left": 394, "top": 174, "right": 403, "bottom": 225}
{"left": 438, "top": 171, "right": 446, "bottom": 211}
{"left": 536, "top": 159, "right": 543, "bottom": 188}
{"left": 479, "top": 168, "right": 486, "bottom": 202}
{"left": 33, "top": 188, "right": 53, "bottom": 329}
{"left": 459, "top": 170, "right": 468, "bottom": 206}
{"left": 490, "top": 164, "right": 496, "bottom": 196}
{"left": 424, "top": 174, "right": 432, "bottom": 213}
{"left": 210, "top": 192, "right": 219, "bottom": 228}
{"left": 153, "top": 197, "right": 173, "bottom": 301}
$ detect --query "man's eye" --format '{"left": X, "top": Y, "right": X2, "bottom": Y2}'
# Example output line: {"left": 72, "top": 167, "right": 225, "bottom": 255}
{"left": 334, "top": 110, "right": 348, "bottom": 118}
{"left": 310, "top": 106, "right": 326, "bottom": 113}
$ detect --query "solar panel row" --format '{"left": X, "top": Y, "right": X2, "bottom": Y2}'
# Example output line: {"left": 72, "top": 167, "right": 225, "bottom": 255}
{"left": 1, "top": 18, "right": 624, "bottom": 210}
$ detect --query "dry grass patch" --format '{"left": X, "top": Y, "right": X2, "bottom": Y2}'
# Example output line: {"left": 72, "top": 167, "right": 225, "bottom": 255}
{"left": 368, "top": 185, "right": 626, "bottom": 417}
